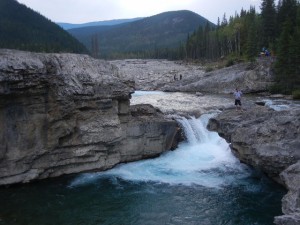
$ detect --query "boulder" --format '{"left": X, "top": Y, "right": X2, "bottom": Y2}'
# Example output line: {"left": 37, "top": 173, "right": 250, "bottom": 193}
{"left": 0, "top": 49, "right": 178, "bottom": 185}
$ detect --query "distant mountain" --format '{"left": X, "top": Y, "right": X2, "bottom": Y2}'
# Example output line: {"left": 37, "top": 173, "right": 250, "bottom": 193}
{"left": 0, "top": 0, "right": 88, "bottom": 53}
{"left": 68, "top": 10, "right": 215, "bottom": 58}
{"left": 57, "top": 18, "right": 144, "bottom": 30}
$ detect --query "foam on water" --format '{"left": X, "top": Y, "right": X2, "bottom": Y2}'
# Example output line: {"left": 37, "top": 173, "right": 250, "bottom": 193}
{"left": 132, "top": 91, "right": 166, "bottom": 96}
{"left": 263, "top": 99, "right": 291, "bottom": 111}
{"left": 70, "top": 114, "right": 250, "bottom": 188}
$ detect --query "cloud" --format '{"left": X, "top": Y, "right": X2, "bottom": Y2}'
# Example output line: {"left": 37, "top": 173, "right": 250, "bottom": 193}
{"left": 17, "top": 0, "right": 264, "bottom": 24}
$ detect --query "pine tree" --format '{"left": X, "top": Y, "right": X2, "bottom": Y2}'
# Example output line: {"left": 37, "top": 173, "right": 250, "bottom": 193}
{"left": 273, "top": 3, "right": 300, "bottom": 94}
{"left": 260, "top": 0, "right": 277, "bottom": 48}
{"left": 221, "top": 13, "right": 228, "bottom": 27}
{"left": 246, "top": 23, "right": 258, "bottom": 61}
{"left": 277, "top": 0, "right": 298, "bottom": 34}
{"left": 91, "top": 34, "right": 100, "bottom": 58}
{"left": 274, "top": 19, "right": 293, "bottom": 93}
{"left": 287, "top": 5, "right": 300, "bottom": 91}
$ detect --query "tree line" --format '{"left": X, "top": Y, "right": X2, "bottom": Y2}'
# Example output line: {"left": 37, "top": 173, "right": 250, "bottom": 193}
{"left": 181, "top": 0, "right": 300, "bottom": 95}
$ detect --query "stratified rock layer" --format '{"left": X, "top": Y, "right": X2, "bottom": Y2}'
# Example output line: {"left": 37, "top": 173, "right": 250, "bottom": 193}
{"left": 207, "top": 106, "right": 300, "bottom": 225}
{"left": 0, "top": 49, "right": 178, "bottom": 185}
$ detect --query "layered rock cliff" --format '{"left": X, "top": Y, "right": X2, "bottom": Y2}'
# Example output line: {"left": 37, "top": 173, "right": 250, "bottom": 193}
{"left": 207, "top": 106, "right": 300, "bottom": 224}
{"left": 0, "top": 49, "right": 178, "bottom": 185}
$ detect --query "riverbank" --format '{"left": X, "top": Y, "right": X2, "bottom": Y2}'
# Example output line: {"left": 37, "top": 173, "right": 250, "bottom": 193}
{"left": 133, "top": 91, "right": 300, "bottom": 224}
{"left": 207, "top": 104, "right": 300, "bottom": 224}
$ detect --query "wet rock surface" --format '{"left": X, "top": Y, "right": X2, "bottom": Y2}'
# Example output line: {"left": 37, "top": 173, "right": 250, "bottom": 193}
{"left": 0, "top": 50, "right": 178, "bottom": 185}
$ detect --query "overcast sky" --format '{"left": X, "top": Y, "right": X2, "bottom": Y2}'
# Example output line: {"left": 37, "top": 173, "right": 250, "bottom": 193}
{"left": 17, "top": 0, "right": 264, "bottom": 24}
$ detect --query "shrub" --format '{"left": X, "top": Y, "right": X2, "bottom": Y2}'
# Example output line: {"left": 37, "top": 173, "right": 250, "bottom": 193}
{"left": 269, "top": 84, "right": 284, "bottom": 94}
{"left": 292, "top": 89, "right": 300, "bottom": 99}
{"left": 205, "top": 67, "right": 213, "bottom": 72}
{"left": 225, "top": 59, "right": 235, "bottom": 67}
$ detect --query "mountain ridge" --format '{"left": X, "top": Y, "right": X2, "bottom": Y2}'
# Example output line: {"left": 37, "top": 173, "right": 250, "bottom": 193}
{"left": 68, "top": 10, "right": 215, "bottom": 58}
{"left": 57, "top": 18, "right": 144, "bottom": 30}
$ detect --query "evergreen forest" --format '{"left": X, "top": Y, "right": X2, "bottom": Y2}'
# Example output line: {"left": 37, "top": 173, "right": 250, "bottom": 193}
{"left": 176, "top": 0, "right": 300, "bottom": 95}
{"left": 0, "top": 0, "right": 88, "bottom": 54}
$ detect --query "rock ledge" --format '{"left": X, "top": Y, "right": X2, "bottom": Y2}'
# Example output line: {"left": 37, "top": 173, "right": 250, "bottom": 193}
{"left": 207, "top": 106, "right": 300, "bottom": 225}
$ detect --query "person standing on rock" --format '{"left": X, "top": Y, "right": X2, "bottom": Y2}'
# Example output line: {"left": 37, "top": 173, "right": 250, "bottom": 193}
{"left": 233, "top": 88, "right": 242, "bottom": 111}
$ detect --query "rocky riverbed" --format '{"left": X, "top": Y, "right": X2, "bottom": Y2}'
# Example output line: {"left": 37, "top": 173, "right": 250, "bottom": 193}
{"left": 110, "top": 59, "right": 205, "bottom": 91}
{"left": 111, "top": 58, "right": 274, "bottom": 94}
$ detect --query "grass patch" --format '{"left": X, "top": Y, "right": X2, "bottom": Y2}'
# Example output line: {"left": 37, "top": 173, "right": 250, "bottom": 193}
{"left": 205, "top": 67, "right": 214, "bottom": 72}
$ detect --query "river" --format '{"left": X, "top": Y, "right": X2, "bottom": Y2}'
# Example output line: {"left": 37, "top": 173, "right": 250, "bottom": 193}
{"left": 0, "top": 92, "right": 286, "bottom": 225}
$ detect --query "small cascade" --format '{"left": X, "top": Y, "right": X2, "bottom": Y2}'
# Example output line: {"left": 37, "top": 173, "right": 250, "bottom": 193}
{"left": 176, "top": 117, "right": 198, "bottom": 144}
{"left": 177, "top": 115, "right": 213, "bottom": 144}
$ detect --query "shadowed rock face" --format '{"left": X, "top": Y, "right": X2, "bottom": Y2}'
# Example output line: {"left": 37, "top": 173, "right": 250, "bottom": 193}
{"left": 207, "top": 106, "right": 300, "bottom": 224}
{"left": 275, "top": 161, "right": 300, "bottom": 225}
{"left": 0, "top": 49, "right": 178, "bottom": 185}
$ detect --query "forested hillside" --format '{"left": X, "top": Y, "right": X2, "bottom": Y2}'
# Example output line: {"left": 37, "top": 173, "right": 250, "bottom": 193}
{"left": 58, "top": 18, "right": 143, "bottom": 30}
{"left": 181, "top": 0, "right": 300, "bottom": 96}
{"left": 0, "top": 0, "right": 88, "bottom": 53}
{"left": 68, "top": 10, "right": 214, "bottom": 59}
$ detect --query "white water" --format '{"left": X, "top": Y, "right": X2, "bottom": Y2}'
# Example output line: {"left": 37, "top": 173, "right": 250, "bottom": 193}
{"left": 263, "top": 99, "right": 290, "bottom": 111}
{"left": 70, "top": 114, "right": 250, "bottom": 188}
{"left": 132, "top": 91, "right": 166, "bottom": 96}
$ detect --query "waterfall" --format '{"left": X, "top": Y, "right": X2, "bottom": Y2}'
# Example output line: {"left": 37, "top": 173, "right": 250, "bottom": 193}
{"left": 70, "top": 114, "right": 249, "bottom": 188}
{"left": 176, "top": 117, "right": 198, "bottom": 144}
{"left": 177, "top": 115, "right": 212, "bottom": 144}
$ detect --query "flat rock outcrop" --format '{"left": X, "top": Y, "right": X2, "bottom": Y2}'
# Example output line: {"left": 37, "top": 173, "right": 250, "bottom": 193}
{"left": 207, "top": 105, "right": 300, "bottom": 224}
{"left": 111, "top": 59, "right": 274, "bottom": 94}
{"left": 110, "top": 59, "right": 205, "bottom": 91}
{"left": 0, "top": 49, "right": 178, "bottom": 185}
{"left": 162, "top": 60, "right": 274, "bottom": 94}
